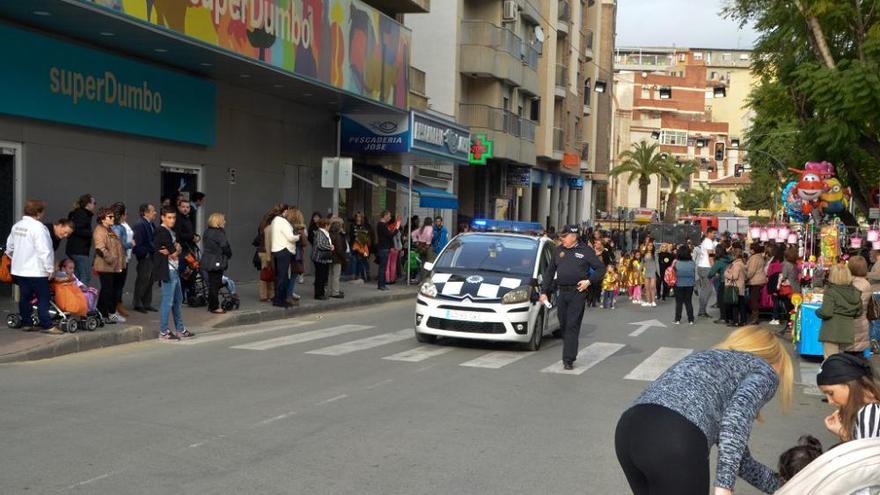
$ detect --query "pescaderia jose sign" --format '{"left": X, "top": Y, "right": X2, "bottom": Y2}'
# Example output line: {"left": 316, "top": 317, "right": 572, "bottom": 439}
{"left": 83, "top": 0, "right": 411, "bottom": 109}
{"left": 0, "top": 23, "right": 215, "bottom": 145}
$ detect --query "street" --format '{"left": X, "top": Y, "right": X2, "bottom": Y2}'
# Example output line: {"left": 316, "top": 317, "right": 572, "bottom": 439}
{"left": 0, "top": 298, "right": 837, "bottom": 495}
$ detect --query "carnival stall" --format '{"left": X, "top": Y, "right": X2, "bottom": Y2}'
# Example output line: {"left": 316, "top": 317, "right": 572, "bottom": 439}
{"left": 770, "top": 161, "right": 880, "bottom": 357}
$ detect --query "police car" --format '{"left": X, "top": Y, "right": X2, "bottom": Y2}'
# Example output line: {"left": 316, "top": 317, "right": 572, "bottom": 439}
{"left": 414, "top": 219, "right": 560, "bottom": 351}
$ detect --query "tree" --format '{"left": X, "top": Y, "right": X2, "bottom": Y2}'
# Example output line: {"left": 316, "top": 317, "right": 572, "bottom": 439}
{"left": 663, "top": 161, "right": 698, "bottom": 222}
{"left": 611, "top": 141, "right": 671, "bottom": 208}
{"left": 679, "top": 185, "right": 716, "bottom": 214}
{"left": 736, "top": 169, "right": 777, "bottom": 215}
{"left": 724, "top": 0, "right": 880, "bottom": 213}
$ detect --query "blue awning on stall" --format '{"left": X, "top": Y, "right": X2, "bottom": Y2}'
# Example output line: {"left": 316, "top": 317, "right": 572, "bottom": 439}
{"left": 354, "top": 165, "right": 459, "bottom": 210}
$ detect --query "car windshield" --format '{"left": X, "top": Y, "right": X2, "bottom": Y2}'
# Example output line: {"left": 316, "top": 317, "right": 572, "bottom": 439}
{"left": 435, "top": 235, "right": 537, "bottom": 276}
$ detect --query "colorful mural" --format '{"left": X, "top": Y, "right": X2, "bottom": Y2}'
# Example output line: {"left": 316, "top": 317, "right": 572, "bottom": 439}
{"left": 83, "top": 0, "right": 411, "bottom": 109}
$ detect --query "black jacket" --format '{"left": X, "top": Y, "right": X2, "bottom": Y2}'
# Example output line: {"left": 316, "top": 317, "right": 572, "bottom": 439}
{"left": 331, "top": 230, "right": 348, "bottom": 268}
{"left": 44, "top": 223, "right": 62, "bottom": 252}
{"left": 153, "top": 226, "right": 177, "bottom": 283}
{"left": 65, "top": 207, "right": 93, "bottom": 256}
{"left": 201, "top": 227, "right": 232, "bottom": 273}
{"left": 173, "top": 214, "right": 197, "bottom": 253}
{"left": 542, "top": 242, "right": 606, "bottom": 294}
{"left": 376, "top": 220, "right": 397, "bottom": 251}
{"left": 132, "top": 217, "right": 156, "bottom": 259}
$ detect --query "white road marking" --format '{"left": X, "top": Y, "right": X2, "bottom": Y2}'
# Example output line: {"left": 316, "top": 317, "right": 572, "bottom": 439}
{"left": 67, "top": 473, "right": 112, "bottom": 489}
{"left": 460, "top": 350, "right": 533, "bottom": 369}
{"left": 176, "top": 321, "right": 313, "bottom": 345}
{"left": 316, "top": 394, "right": 348, "bottom": 405}
{"left": 542, "top": 342, "right": 625, "bottom": 375}
{"left": 188, "top": 442, "right": 205, "bottom": 448}
{"left": 230, "top": 324, "right": 374, "bottom": 351}
{"left": 306, "top": 329, "right": 412, "bottom": 356}
{"left": 365, "top": 379, "right": 394, "bottom": 390}
{"left": 624, "top": 347, "right": 693, "bottom": 381}
{"left": 627, "top": 319, "right": 667, "bottom": 337}
{"left": 253, "top": 411, "right": 296, "bottom": 427}
{"left": 382, "top": 346, "right": 455, "bottom": 362}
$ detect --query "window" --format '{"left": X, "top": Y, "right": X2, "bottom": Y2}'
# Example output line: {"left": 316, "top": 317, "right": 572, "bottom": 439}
{"left": 434, "top": 235, "right": 539, "bottom": 276}
{"left": 641, "top": 86, "right": 650, "bottom": 99}
{"left": 710, "top": 71, "right": 717, "bottom": 80}
{"left": 584, "top": 78, "right": 592, "bottom": 105}
{"left": 660, "top": 130, "right": 688, "bottom": 146}
{"left": 679, "top": 53, "right": 687, "bottom": 62}
{"left": 693, "top": 52, "right": 703, "bottom": 61}
{"left": 705, "top": 89, "right": 714, "bottom": 100}
{"left": 739, "top": 53, "right": 749, "bottom": 61}
{"left": 530, "top": 99, "right": 540, "bottom": 122}
{"left": 723, "top": 53, "right": 732, "bottom": 61}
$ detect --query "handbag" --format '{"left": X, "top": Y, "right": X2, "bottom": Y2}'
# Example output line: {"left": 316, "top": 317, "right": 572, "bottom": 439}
{"left": 259, "top": 265, "right": 274, "bottom": 282}
{"left": 0, "top": 253, "right": 11, "bottom": 283}
{"left": 778, "top": 282, "right": 793, "bottom": 298}
{"left": 723, "top": 285, "right": 740, "bottom": 305}
{"left": 867, "top": 295, "right": 880, "bottom": 321}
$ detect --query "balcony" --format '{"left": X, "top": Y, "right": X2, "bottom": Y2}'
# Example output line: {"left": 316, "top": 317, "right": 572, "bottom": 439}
{"left": 365, "top": 0, "right": 429, "bottom": 14}
{"left": 581, "top": 29, "right": 593, "bottom": 60}
{"left": 557, "top": 0, "right": 571, "bottom": 34}
{"left": 459, "top": 21, "right": 540, "bottom": 95}
{"left": 555, "top": 64, "right": 568, "bottom": 98}
{"left": 459, "top": 103, "right": 537, "bottom": 164}
{"left": 408, "top": 66, "right": 428, "bottom": 110}
{"left": 553, "top": 127, "right": 565, "bottom": 153}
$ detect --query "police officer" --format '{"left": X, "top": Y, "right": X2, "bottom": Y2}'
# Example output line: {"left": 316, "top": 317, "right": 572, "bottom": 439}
{"left": 539, "top": 224, "right": 606, "bottom": 370}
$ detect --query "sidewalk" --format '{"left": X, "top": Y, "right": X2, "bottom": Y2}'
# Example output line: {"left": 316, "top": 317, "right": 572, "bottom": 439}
{"left": 0, "top": 275, "right": 417, "bottom": 364}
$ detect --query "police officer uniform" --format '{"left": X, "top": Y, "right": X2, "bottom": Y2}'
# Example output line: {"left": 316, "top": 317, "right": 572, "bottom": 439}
{"left": 542, "top": 225, "right": 606, "bottom": 370}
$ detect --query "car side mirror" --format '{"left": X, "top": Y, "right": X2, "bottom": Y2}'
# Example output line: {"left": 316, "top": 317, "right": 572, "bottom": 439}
{"left": 423, "top": 261, "right": 434, "bottom": 271}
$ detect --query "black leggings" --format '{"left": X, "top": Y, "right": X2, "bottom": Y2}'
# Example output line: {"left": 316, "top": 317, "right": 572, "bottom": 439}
{"left": 674, "top": 286, "right": 694, "bottom": 323}
{"left": 615, "top": 404, "right": 709, "bottom": 495}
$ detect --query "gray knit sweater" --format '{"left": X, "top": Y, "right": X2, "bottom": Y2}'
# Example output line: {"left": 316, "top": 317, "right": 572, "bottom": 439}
{"left": 633, "top": 349, "right": 781, "bottom": 493}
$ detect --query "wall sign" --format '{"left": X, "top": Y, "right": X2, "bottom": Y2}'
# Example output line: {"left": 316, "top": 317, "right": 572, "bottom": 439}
{"left": 341, "top": 113, "right": 411, "bottom": 153}
{"left": 507, "top": 166, "right": 531, "bottom": 187}
{"left": 561, "top": 152, "right": 580, "bottom": 169}
{"left": 0, "top": 23, "right": 215, "bottom": 145}
{"left": 82, "top": 0, "right": 411, "bottom": 109}
{"left": 411, "top": 111, "right": 470, "bottom": 165}
{"left": 568, "top": 177, "right": 584, "bottom": 190}
{"left": 469, "top": 134, "right": 493, "bottom": 165}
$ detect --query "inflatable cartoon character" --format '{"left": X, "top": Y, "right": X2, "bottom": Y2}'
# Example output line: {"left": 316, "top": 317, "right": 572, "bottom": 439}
{"left": 819, "top": 177, "right": 849, "bottom": 215}
{"left": 804, "top": 161, "right": 835, "bottom": 179}
{"left": 789, "top": 170, "right": 826, "bottom": 215}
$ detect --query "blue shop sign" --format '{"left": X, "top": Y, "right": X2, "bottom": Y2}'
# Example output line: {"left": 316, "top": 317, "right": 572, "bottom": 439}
{"left": 0, "top": 23, "right": 215, "bottom": 146}
{"left": 341, "top": 113, "right": 411, "bottom": 154}
{"left": 411, "top": 111, "right": 470, "bottom": 165}
{"left": 568, "top": 177, "right": 585, "bottom": 190}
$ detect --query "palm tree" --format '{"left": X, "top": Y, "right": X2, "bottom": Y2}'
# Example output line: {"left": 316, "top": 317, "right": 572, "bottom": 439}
{"left": 610, "top": 141, "right": 670, "bottom": 208}
{"left": 663, "top": 160, "right": 697, "bottom": 223}
{"left": 679, "top": 184, "right": 718, "bottom": 214}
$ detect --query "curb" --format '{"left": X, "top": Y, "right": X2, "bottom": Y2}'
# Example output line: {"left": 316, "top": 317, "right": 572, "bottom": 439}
{"left": 0, "top": 289, "right": 417, "bottom": 363}
{"left": 212, "top": 290, "right": 416, "bottom": 328}
{"left": 0, "top": 325, "right": 150, "bottom": 364}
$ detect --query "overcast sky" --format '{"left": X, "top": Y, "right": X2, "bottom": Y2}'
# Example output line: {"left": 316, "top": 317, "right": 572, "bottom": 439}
{"left": 616, "top": 0, "right": 759, "bottom": 49}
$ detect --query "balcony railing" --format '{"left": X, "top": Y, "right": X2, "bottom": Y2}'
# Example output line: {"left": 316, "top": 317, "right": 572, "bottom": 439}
{"left": 581, "top": 29, "right": 593, "bottom": 54}
{"left": 555, "top": 64, "right": 568, "bottom": 87}
{"left": 460, "top": 20, "right": 539, "bottom": 71}
{"left": 459, "top": 103, "right": 537, "bottom": 142}
{"left": 553, "top": 127, "right": 564, "bottom": 151}
{"left": 558, "top": 0, "right": 571, "bottom": 21}
{"left": 409, "top": 66, "right": 426, "bottom": 97}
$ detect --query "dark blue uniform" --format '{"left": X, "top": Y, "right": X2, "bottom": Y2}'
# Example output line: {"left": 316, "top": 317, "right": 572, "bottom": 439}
{"left": 542, "top": 241, "right": 606, "bottom": 366}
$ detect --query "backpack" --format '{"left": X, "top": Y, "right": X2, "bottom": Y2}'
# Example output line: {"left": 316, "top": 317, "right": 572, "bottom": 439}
{"left": 664, "top": 261, "right": 677, "bottom": 287}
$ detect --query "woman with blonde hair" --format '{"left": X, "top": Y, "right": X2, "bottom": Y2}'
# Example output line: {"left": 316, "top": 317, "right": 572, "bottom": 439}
{"left": 817, "top": 263, "right": 863, "bottom": 358}
{"left": 201, "top": 212, "right": 232, "bottom": 314}
{"left": 616, "top": 325, "right": 793, "bottom": 495}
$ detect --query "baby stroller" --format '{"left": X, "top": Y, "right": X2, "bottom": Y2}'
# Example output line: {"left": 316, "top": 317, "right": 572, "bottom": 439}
{"left": 6, "top": 288, "right": 101, "bottom": 333}
{"left": 774, "top": 438, "right": 880, "bottom": 494}
{"left": 181, "top": 246, "right": 208, "bottom": 308}
{"left": 220, "top": 276, "right": 240, "bottom": 311}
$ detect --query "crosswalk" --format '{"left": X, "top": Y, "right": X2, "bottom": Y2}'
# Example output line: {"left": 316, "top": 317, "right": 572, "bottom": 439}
{"left": 181, "top": 322, "right": 704, "bottom": 380}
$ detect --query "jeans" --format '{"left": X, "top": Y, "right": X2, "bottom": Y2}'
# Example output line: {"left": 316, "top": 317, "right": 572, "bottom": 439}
{"left": 696, "top": 267, "right": 712, "bottom": 314}
{"left": 71, "top": 254, "right": 91, "bottom": 285}
{"left": 377, "top": 249, "right": 390, "bottom": 289}
{"left": 287, "top": 274, "right": 297, "bottom": 298}
{"left": 159, "top": 269, "right": 185, "bottom": 333}
{"left": 354, "top": 255, "right": 370, "bottom": 282}
{"left": 602, "top": 290, "right": 616, "bottom": 308}
{"left": 14, "top": 275, "right": 51, "bottom": 328}
{"left": 674, "top": 286, "right": 695, "bottom": 323}
{"left": 272, "top": 250, "right": 291, "bottom": 305}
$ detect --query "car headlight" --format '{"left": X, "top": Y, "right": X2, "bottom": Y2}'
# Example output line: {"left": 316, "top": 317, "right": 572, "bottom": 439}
{"left": 502, "top": 286, "right": 531, "bottom": 304}
{"left": 420, "top": 281, "right": 438, "bottom": 298}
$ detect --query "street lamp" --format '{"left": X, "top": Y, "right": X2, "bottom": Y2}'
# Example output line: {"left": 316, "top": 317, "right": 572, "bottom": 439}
{"left": 594, "top": 80, "right": 607, "bottom": 93}
{"left": 713, "top": 86, "right": 727, "bottom": 98}
{"left": 651, "top": 131, "right": 661, "bottom": 139}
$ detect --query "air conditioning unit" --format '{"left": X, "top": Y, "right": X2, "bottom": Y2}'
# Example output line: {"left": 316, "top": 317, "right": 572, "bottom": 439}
{"left": 502, "top": 0, "right": 518, "bottom": 21}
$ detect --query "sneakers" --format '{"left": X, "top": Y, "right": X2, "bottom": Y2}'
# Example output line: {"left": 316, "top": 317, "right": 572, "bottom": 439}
{"left": 159, "top": 331, "right": 180, "bottom": 341}
{"left": 768, "top": 319, "right": 780, "bottom": 326}
{"left": 175, "top": 329, "right": 195, "bottom": 339}
{"left": 651, "top": 302, "right": 657, "bottom": 307}
{"left": 674, "top": 321, "right": 681, "bottom": 325}
{"left": 109, "top": 313, "right": 126, "bottom": 323}
{"left": 689, "top": 321, "right": 695, "bottom": 325}
{"left": 291, "top": 293, "right": 302, "bottom": 301}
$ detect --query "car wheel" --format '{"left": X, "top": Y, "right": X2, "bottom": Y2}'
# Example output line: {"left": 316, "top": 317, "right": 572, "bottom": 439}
{"left": 524, "top": 313, "right": 543, "bottom": 351}
{"left": 414, "top": 330, "right": 437, "bottom": 344}
{"left": 6, "top": 313, "right": 22, "bottom": 329}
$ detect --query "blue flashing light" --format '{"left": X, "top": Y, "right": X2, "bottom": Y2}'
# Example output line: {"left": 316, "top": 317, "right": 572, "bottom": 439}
{"left": 470, "top": 219, "right": 544, "bottom": 233}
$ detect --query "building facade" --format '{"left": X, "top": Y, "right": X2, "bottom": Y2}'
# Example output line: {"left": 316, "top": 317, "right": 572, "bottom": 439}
{"left": 0, "top": 0, "right": 430, "bottom": 283}
{"left": 406, "top": 0, "right": 616, "bottom": 230}
{"left": 610, "top": 46, "right": 756, "bottom": 216}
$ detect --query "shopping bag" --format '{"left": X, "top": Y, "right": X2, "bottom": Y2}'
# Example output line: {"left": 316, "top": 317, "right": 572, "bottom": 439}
{"left": 53, "top": 282, "right": 88, "bottom": 317}
{"left": 0, "top": 253, "right": 11, "bottom": 283}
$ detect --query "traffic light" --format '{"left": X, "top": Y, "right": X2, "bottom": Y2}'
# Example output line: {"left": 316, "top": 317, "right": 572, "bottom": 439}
{"left": 734, "top": 164, "right": 744, "bottom": 177}
{"left": 714, "top": 142, "right": 726, "bottom": 161}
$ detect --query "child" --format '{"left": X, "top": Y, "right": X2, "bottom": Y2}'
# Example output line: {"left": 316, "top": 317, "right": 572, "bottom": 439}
{"left": 629, "top": 251, "right": 643, "bottom": 304}
{"left": 55, "top": 258, "right": 98, "bottom": 313}
{"left": 778, "top": 435, "right": 823, "bottom": 484}
{"left": 618, "top": 255, "right": 631, "bottom": 297}
{"left": 602, "top": 265, "right": 619, "bottom": 309}
{"left": 817, "top": 353, "right": 880, "bottom": 441}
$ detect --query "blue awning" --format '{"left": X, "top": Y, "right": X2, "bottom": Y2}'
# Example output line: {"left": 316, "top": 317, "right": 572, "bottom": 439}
{"left": 355, "top": 165, "right": 459, "bottom": 210}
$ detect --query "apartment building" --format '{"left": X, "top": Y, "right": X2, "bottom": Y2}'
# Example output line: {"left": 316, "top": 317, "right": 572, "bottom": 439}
{"left": 407, "top": 0, "right": 616, "bottom": 229}
{"left": 610, "top": 46, "right": 755, "bottom": 215}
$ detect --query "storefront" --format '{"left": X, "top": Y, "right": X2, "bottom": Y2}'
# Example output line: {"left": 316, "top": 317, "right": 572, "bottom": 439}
{"left": 0, "top": 0, "right": 411, "bottom": 281}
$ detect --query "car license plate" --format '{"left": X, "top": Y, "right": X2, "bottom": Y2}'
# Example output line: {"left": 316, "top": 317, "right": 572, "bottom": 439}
{"left": 444, "top": 310, "right": 484, "bottom": 322}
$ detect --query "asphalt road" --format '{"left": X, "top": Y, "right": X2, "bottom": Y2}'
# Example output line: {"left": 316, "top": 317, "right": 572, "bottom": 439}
{"left": 0, "top": 297, "right": 839, "bottom": 494}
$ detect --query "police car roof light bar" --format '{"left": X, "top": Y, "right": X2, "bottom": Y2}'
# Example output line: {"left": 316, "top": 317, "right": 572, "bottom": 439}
{"left": 470, "top": 219, "right": 544, "bottom": 234}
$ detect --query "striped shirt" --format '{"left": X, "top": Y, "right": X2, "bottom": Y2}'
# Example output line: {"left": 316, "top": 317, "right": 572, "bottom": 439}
{"left": 853, "top": 403, "right": 880, "bottom": 440}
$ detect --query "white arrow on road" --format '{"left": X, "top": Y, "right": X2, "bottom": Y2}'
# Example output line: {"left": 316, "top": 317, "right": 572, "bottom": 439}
{"left": 628, "top": 319, "right": 667, "bottom": 337}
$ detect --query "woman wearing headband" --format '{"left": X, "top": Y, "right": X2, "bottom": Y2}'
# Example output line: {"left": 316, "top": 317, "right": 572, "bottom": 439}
{"left": 817, "top": 353, "right": 880, "bottom": 441}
